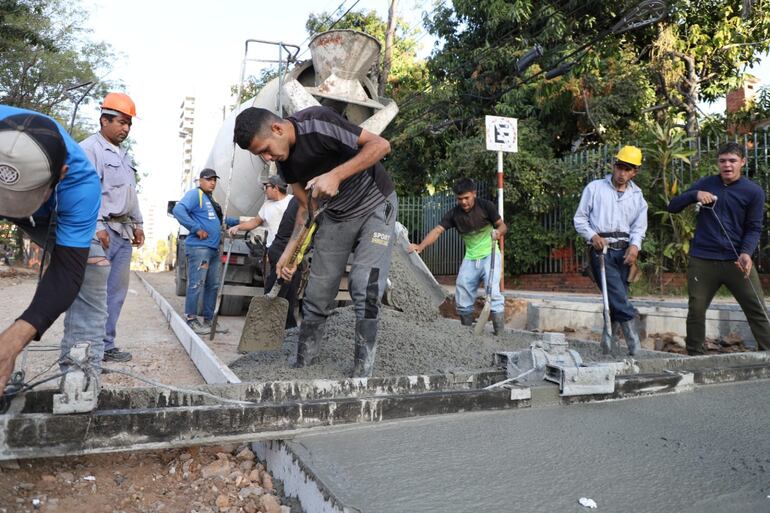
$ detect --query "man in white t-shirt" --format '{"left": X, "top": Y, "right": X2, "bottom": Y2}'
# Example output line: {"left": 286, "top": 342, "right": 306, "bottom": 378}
{"left": 228, "top": 175, "right": 292, "bottom": 247}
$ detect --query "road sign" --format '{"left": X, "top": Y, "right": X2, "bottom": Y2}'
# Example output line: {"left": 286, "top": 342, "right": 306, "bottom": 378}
{"left": 485, "top": 116, "right": 518, "bottom": 153}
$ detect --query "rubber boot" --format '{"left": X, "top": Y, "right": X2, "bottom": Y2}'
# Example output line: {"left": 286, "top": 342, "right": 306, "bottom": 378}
{"left": 491, "top": 311, "right": 505, "bottom": 336}
{"left": 620, "top": 320, "right": 640, "bottom": 356}
{"left": 293, "top": 320, "right": 325, "bottom": 368}
{"left": 353, "top": 319, "right": 379, "bottom": 378}
{"left": 459, "top": 313, "right": 474, "bottom": 326}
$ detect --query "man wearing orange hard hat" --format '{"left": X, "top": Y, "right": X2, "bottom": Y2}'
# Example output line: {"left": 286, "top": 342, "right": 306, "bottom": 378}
{"left": 79, "top": 92, "right": 143, "bottom": 363}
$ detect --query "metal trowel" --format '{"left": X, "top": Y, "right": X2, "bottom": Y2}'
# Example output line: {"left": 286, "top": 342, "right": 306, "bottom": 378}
{"left": 237, "top": 206, "right": 325, "bottom": 353}
{"left": 474, "top": 238, "right": 498, "bottom": 336}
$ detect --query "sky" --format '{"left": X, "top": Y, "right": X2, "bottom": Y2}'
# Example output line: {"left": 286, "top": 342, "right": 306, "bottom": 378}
{"left": 79, "top": 0, "right": 434, "bottom": 242}
{"left": 76, "top": 1, "right": 769, "bottom": 242}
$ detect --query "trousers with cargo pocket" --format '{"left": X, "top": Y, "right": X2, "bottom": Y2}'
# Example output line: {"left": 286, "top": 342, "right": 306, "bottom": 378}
{"left": 302, "top": 192, "right": 398, "bottom": 324}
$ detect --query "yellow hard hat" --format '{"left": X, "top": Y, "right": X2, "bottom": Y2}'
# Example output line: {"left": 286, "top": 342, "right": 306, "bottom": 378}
{"left": 101, "top": 92, "right": 137, "bottom": 118}
{"left": 616, "top": 145, "right": 642, "bottom": 167}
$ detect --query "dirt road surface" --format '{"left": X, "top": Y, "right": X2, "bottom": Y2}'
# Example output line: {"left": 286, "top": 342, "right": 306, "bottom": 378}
{"left": 0, "top": 444, "right": 295, "bottom": 513}
{"left": 0, "top": 268, "right": 203, "bottom": 388}
{"left": 140, "top": 271, "right": 247, "bottom": 367}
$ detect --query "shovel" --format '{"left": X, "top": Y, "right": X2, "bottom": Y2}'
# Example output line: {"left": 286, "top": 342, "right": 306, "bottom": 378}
{"left": 599, "top": 245, "right": 613, "bottom": 354}
{"left": 474, "top": 238, "right": 498, "bottom": 336}
{"left": 209, "top": 235, "right": 235, "bottom": 341}
{"left": 237, "top": 205, "right": 325, "bottom": 353}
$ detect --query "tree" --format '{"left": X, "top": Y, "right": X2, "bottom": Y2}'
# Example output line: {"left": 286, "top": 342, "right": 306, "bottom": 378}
{"left": 649, "top": 0, "right": 770, "bottom": 137}
{"left": 0, "top": 0, "right": 114, "bottom": 130}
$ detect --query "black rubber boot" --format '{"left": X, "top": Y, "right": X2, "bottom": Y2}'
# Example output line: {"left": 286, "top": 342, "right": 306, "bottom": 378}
{"left": 459, "top": 313, "right": 474, "bottom": 326}
{"left": 491, "top": 312, "right": 505, "bottom": 336}
{"left": 353, "top": 319, "right": 379, "bottom": 378}
{"left": 293, "top": 320, "right": 325, "bottom": 368}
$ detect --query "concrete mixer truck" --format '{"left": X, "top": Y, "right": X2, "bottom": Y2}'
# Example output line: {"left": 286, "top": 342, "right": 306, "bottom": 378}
{"left": 173, "top": 30, "right": 400, "bottom": 316}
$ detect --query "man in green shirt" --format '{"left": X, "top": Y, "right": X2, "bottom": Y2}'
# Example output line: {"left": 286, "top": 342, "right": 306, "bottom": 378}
{"left": 409, "top": 178, "right": 507, "bottom": 333}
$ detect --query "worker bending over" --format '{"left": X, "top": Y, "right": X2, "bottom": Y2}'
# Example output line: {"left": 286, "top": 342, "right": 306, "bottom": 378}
{"left": 0, "top": 107, "right": 100, "bottom": 395}
{"left": 409, "top": 178, "right": 507, "bottom": 334}
{"left": 668, "top": 142, "right": 770, "bottom": 354}
{"left": 233, "top": 106, "right": 397, "bottom": 377}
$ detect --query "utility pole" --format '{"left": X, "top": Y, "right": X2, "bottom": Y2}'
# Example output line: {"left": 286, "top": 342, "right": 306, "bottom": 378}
{"left": 379, "top": 0, "right": 398, "bottom": 98}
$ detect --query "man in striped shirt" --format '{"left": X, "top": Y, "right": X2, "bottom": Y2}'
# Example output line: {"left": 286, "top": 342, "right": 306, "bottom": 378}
{"left": 234, "top": 106, "right": 397, "bottom": 377}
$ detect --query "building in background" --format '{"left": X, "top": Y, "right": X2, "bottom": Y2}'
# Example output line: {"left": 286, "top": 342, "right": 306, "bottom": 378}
{"left": 179, "top": 96, "right": 195, "bottom": 194}
{"left": 726, "top": 75, "right": 769, "bottom": 135}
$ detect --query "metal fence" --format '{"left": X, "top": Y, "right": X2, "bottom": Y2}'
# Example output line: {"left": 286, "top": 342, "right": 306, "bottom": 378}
{"left": 398, "top": 187, "right": 493, "bottom": 275}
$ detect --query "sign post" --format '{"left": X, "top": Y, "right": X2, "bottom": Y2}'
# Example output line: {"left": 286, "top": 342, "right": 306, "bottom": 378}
{"left": 485, "top": 115, "right": 518, "bottom": 290}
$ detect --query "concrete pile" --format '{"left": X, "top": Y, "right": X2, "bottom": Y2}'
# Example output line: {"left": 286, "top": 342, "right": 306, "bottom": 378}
{"left": 230, "top": 249, "right": 627, "bottom": 381}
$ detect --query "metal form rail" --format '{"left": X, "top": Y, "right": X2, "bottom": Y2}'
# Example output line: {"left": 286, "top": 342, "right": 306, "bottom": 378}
{"left": 5, "top": 352, "right": 770, "bottom": 461}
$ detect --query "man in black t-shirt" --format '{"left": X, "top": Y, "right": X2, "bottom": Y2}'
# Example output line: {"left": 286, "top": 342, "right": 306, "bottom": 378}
{"left": 234, "top": 106, "right": 397, "bottom": 377}
{"left": 409, "top": 178, "right": 507, "bottom": 333}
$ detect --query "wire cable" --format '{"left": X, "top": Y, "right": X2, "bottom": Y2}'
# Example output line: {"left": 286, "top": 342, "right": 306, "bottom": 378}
{"left": 697, "top": 199, "right": 770, "bottom": 326}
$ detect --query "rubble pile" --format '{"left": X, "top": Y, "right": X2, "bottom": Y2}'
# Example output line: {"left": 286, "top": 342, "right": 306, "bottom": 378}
{"left": 0, "top": 445, "right": 295, "bottom": 513}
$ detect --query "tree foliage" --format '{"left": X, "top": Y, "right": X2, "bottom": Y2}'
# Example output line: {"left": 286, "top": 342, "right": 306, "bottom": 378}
{"left": 0, "top": 0, "right": 114, "bottom": 130}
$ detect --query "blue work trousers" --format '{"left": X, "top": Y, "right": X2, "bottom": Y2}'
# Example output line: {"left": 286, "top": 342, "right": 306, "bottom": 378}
{"left": 455, "top": 250, "right": 504, "bottom": 315}
{"left": 589, "top": 248, "right": 636, "bottom": 323}
{"left": 59, "top": 241, "right": 109, "bottom": 372}
{"left": 184, "top": 246, "right": 221, "bottom": 321}
{"left": 103, "top": 228, "right": 133, "bottom": 351}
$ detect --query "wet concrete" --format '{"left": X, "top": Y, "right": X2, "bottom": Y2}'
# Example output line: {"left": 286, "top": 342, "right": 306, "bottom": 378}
{"left": 230, "top": 248, "right": 655, "bottom": 382}
{"left": 289, "top": 380, "right": 770, "bottom": 513}
{"left": 239, "top": 295, "right": 289, "bottom": 351}
{"left": 229, "top": 306, "right": 648, "bottom": 382}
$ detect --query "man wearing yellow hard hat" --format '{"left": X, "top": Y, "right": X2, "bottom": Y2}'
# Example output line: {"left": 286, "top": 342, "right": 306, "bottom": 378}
{"left": 574, "top": 145, "right": 648, "bottom": 355}
{"left": 79, "top": 92, "right": 142, "bottom": 363}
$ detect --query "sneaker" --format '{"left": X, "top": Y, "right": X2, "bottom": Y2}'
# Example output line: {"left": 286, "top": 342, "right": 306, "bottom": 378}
{"left": 102, "top": 347, "right": 132, "bottom": 362}
{"left": 187, "top": 318, "right": 210, "bottom": 335}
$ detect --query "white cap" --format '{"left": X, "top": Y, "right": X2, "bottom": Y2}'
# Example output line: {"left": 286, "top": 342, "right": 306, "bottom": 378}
{"left": 0, "top": 113, "right": 66, "bottom": 218}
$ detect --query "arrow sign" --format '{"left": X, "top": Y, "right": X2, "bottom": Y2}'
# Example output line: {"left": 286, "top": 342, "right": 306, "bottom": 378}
{"left": 485, "top": 116, "right": 518, "bottom": 153}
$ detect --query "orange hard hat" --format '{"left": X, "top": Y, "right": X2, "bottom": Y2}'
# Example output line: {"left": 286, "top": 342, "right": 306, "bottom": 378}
{"left": 101, "top": 92, "right": 137, "bottom": 118}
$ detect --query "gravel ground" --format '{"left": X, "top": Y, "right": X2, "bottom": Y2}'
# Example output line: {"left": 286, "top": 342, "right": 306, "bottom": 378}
{"left": 0, "top": 267, "right": 203, "bottom": 389}
{"left": 0, "top": 444, "right": 295, "bottom": 513}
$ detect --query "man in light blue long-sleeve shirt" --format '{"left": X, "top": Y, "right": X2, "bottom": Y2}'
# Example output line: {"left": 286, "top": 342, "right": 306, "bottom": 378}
{"left": 80, "top": 92, "right": 141, "bottom": 363}
{"left": 173, "top": 169, "right": 238, "bottom": 334}
{"left": 574, "top": 145, "right": 648, "bottom": 355}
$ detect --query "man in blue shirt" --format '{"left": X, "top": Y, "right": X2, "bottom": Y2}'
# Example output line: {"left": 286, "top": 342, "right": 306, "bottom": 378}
{"left": 574, "top": 146, "right": 648, "bottom": 355}
{"left": 0, "top": 106, "right": 101, "bottom": 395}
{"left": 668, "top": 142, "right": 770, "bottom": 355}
{"left": 172, "top": 169, "right": 238, "bottom": 334}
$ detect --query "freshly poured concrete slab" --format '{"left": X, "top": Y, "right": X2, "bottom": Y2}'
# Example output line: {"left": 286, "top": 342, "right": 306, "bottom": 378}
{"left": 289, "top": 380, "right": 770, "bottom": 513}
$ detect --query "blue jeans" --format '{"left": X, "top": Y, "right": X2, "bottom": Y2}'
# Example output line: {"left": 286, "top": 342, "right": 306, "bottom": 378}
{"left": 455, "top": 250, "right": 503, "bottom": 315}
{"left": 60, "top": 241, "right": 109, "bottom": 372}
{"left": 103, "top": 228, "right": 133, "bottom": 351}
{"left": 589, "top": 247, "right": 636, "bottom": 323}
{"left": 184, "top": 246, "right": 221, "bottom": 321}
